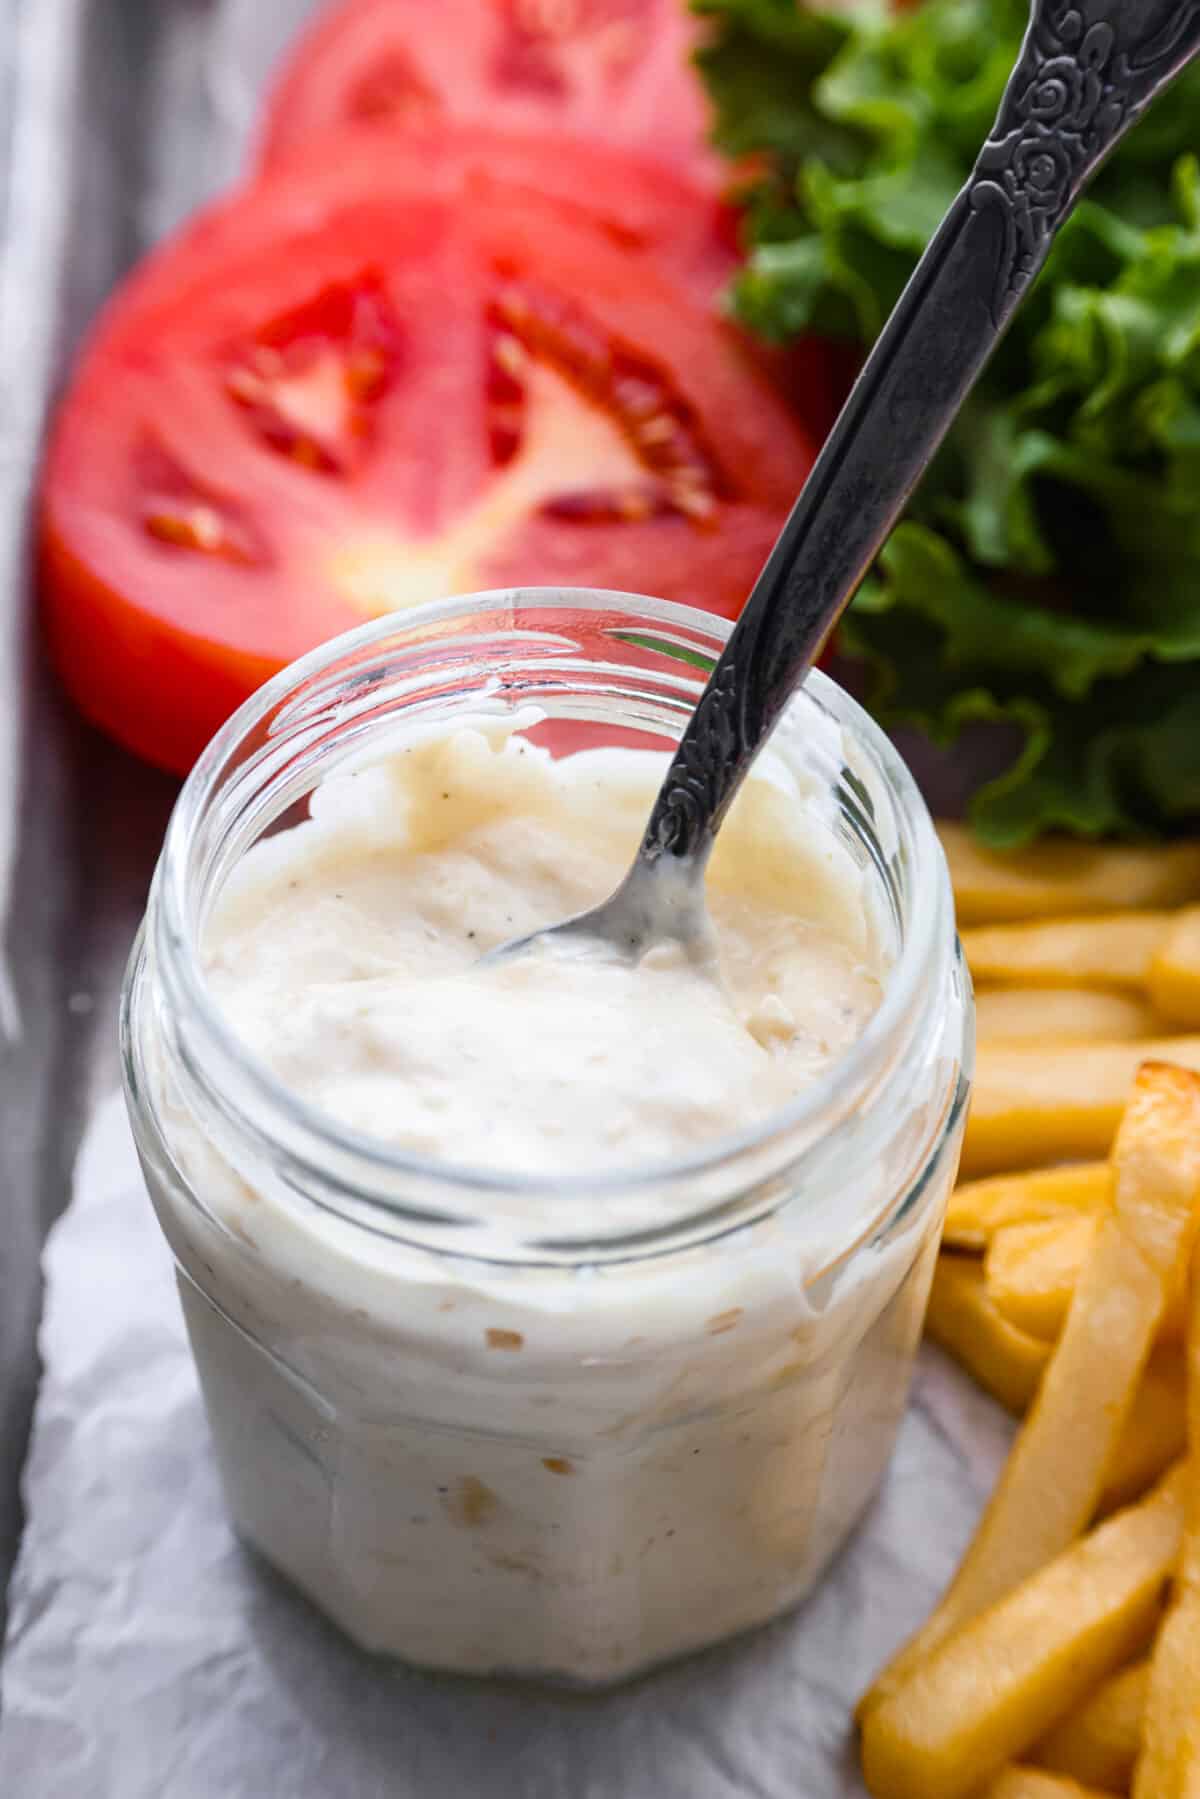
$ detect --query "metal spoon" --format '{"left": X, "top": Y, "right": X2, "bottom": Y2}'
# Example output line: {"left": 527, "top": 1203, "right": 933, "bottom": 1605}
{"left": 497, "top": 0, "right": 1200, "bottom": 965}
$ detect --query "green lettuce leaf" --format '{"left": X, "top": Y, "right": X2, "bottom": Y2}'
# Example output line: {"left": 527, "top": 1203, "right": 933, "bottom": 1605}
{"left": 697, "top": 0, "right": 1200, "bottom": 840}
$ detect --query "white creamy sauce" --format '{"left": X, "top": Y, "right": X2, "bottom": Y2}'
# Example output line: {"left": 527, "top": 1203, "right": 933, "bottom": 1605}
{"left": 137, "top": 722, "right": 956, "bottom": 1683}
{"left": 205, "top": 728, "right": 884, "bottom": 1182}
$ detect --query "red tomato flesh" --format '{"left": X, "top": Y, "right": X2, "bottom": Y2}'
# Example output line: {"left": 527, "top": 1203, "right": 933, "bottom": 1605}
{"left": 41, "top": 140, "right": 815, "bottom": 774}
{"left": 257, "top": 0, "right": 719, "bottom": 183}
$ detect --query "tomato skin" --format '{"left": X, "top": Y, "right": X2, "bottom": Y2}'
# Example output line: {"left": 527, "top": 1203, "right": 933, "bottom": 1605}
{"left": 42, "top": 531, "right": 272, "bottom": 777}
{"left": 257, "top": 0, "right": 720, "bottom": 185}
{"left": 41, "top": 139, "right": 818, "bottom": 775}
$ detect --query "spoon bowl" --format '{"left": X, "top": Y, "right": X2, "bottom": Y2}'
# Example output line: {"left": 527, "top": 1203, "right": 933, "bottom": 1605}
{"left": 485, "top": 854, "right": 716, "bottom": 968}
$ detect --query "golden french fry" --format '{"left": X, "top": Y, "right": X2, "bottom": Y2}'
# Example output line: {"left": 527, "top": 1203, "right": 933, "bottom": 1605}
{"left": 929, "top": 1262, "right": 1185, "bottom": 1511}
{"left": 944, "top": 1165, "right": 1111, "bottom": 1253}
{"left": 963, "top": 1037, "right": 1200, "bottom": 1177}
{"left": 1133, "top": 1606, "right": 1200, "bottom": 1794}
{"left": 984, "top": 1769, "right": 1122, "bottom": 1799}
{"left": 926, "top": 1256, "right": 1050, "bottom": 1414}
{"left": 962, "top": 914, "right": 1171, "bottom": 991}
{"left": 1148, "top": 906, "right": 1200, "bottom": 1028}
{"left": 938, "top": 824, "right": 1200, "bottom": 927}
{"left": 1100, "top": 1351, "right": 1188, "bottom": 1515}
{"left": 1033, "top": 1659, "right": 1149, "bottom": 1791}
{"left": 1132, "top": 1251, "right": 1200, "bottom": 1797}
{"left": 859, "top": 1464, "right": 1186, "bottom": 1799}
{"left": 985, "top": 1216, "right": 1097, "bottom": 1342}
{"left": 983, "top": 1218, "right": 1190, "bottom": 1351}
{"left": 975, "top": 984, "right": 1162, "bottom": 1044}
{"left": 870, "top": 1064, "right": 1200, "bottom": 1713}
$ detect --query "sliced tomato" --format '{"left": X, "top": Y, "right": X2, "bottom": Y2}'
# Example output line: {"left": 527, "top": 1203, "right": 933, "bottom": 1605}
{"left": 41, "top": 146, "right": 815, "bottom": 775}
{"left": 257, "top": 0, "right": 719, "bottom": 183}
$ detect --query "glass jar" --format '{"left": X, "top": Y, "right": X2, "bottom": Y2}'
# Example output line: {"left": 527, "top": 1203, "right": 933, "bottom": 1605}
{"left": 121, "top": 588, "right": 972, "bottom": 1688}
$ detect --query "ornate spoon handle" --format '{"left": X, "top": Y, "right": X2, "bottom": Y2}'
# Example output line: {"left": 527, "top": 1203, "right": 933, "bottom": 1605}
{"left": 639, "top": 0, "right": 1200, "bottom": 869}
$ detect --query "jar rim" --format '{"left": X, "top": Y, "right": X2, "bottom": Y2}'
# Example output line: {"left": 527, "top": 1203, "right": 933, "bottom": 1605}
{"left": 149, "top": 588, "right": 957, "bottom": 1239}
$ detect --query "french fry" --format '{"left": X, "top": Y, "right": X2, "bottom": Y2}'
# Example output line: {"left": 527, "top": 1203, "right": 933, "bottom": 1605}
{"left": 1132, "top": 1249, "right": 1200, "bottom": 1796}
{"left": 859, "top": 1463, "right": 1187, "bottom": 1799}
{"left": 1100, "top": 1352, "right": 1189, "bottom": 1515}
{"left": 962, "top": 914, "right": 1171, "bottom": 991}
{"left": 963, "top": 1037, "right": 1200, "bottom": 1177}
{"left": 975, "top": 984, "right": 1162, "bottom": 1044}
{"left": 930, "top": 1261, "right": 1186, "bottom": 1512}
{"left": 1148, "top": 906, "right": 1200, "bottom": 1029}
{"left": 944, "top": 1165, "right": 1111, "bottom": 1253}
{"left": 938, "top": 824, "right": 1200, "bottom": 927}
{"left": 984, "top": 1770, "right": 1121, "bottom": 1799}
{"left": 985, "top": 1220, "right": 1191, "bottom": 1350}
{"left": 985, "top": 1216, "right": 1097, "bottom": 1341}
{"left": 1033, "top": 1659, "right": 1149, "bottom": 1791}
{"left": 925, "top": 1256, "right": 1050, "bottom": 1414}
{"left": 868, "top": 1064, "right": 1200, "bottom": 1713}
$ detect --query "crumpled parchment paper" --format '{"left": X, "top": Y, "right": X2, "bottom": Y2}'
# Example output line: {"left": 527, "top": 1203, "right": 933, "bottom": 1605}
{"left": 0, "top": 1093, "right": 1011, "bottom": 1798}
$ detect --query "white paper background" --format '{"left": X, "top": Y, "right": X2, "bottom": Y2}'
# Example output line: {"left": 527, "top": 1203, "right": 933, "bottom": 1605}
{"left": 0, "top": 1094, "right": 1011, "bottom": 1797}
